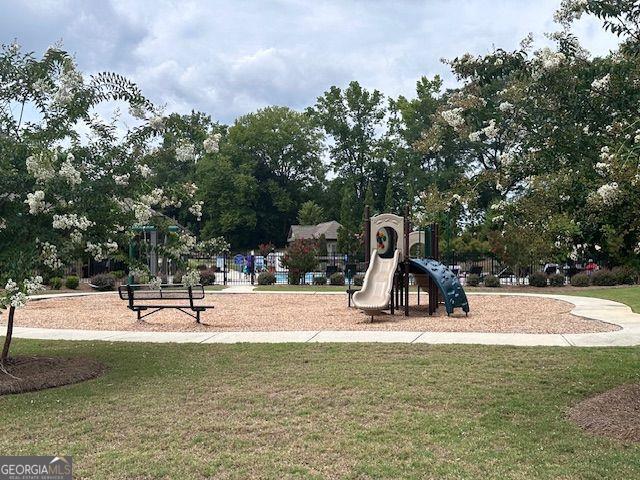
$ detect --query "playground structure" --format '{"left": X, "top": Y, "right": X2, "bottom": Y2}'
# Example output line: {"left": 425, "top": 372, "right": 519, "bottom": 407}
{"left": 352, "top": 206, "right": 470, "bottom": 318}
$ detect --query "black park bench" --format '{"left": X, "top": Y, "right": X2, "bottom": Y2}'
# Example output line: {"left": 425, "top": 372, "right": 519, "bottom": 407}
{"left": 118, "top": 284, "right": 214, "bottom": 323}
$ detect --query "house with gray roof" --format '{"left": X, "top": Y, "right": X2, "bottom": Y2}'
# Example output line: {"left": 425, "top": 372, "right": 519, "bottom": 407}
{"left": 287, "top": 220, "right": 342, "bottom": 253}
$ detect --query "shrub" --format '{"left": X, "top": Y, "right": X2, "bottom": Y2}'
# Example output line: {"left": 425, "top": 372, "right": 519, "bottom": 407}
{"left": 49, "top": 276, "right": 63, "bottom": 290}
{"left": 281, "top": 239, "right": 319, "bottom": 285}
{"left": 612, "top": 266, "right": 637, "bottom": 285}
{"left": 197, "top": 264, "right": 209, "bottom": 271}
{"left": 199, "top": 269, "right": 216, "bottom": 286}
{"left": 257, "top": 271, "right": 276, "bottom": 285}
{"left": 590, "top": 269, "right": 617, "bottom": 286}
{"left": 528, "top": 271, "right": 548, "bottom": 287}
{"left": 173, "top": 271, "right": 184, "bottom": 284}
{"left": 571, "top": 273, "right": 590, "bottom": 287}
{"left": 329, "top": 272, "right": 345, "bottom": 286}
{"left": 111, "top": 270, "right": 125, "bottom": 279}
{"left": 312, "top": 275, "right": 327, "bottom": 285}
{"left": 65, "top": 275, "right": 80, "bottom": 289}
{"left": 90, "top": 273, "right": 116, "bottom": 291}
{"left": 466, "top": 273, "right": 480, "bottom": 287}
{"left": 353, "top": 274, "right": 365, "bottom": 286}
{"left": 548, "top": 273, "right": 565, "bottom": 287}
{"left": 483, "top": 275, "right": 500, "bottom": 288}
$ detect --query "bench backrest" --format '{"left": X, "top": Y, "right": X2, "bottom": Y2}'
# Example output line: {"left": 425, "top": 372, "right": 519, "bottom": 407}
{"left": 118, "top": 284, "right": 205, "bottom": 304}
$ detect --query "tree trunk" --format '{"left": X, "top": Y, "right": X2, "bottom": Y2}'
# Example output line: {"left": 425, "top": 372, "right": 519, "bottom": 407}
{"left": 1, "top": 306, "right": 16, "bottom": 364}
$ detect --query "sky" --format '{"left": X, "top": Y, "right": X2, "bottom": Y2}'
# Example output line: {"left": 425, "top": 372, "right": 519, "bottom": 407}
{"left": 1, "top": 0, "right": 621, "bottom": 124}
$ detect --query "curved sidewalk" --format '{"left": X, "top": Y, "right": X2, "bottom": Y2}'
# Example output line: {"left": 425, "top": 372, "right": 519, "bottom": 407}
{"left": 7, "top": 291, "right": 640, "bottom": 347}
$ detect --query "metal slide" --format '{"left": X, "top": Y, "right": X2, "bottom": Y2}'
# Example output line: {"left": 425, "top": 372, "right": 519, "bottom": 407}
{"left": 352, "top": 250, "right": 400, "bottom": 315}
{"left": 409, "top": 258, "right": 470, "bottom": 315}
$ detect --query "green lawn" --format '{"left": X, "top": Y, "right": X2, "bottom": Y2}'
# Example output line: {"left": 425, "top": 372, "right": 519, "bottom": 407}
{"left": 2, "top": 340, "right": 640, "bottom": 479}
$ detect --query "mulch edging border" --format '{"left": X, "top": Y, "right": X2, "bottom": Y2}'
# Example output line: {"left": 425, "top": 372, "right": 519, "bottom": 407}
{"left": 0, "top": 356, "right": 106, "bottom": 395}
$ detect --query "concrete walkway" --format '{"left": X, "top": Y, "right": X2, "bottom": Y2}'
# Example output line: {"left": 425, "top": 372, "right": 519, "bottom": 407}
{"left": 9, "top": 291, "right": 640, "bottom": 347}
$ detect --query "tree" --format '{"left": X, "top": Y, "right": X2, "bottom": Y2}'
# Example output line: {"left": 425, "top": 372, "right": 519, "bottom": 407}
{"left": 0, "top": 44, "right": 205, "bottom": 367}
{"left": 297, "top": 200, "right": 325, "bottom": 225}
{"left": 199, "top": 106, "right": 325, "bottom": 247}
{"left": 308, "top": 81, "right": 387, "bottom": 202}
{"left": 281, "top": 239, "right": 319, "bottom": 285}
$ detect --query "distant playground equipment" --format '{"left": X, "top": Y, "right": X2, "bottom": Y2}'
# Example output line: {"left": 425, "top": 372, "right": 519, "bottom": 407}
{"left": 352, "top": 206, "right": 469, "bottom": 318}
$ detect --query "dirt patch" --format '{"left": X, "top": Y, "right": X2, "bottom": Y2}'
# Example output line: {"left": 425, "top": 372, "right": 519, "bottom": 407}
{"left": 16, "top": 293, "right": 619, "bottom": 334}
{"left": 569, "top": 383, "right": 640, "bottom": 442}
{"left": 0, "top": 356, "right": 105, "bottom": 395}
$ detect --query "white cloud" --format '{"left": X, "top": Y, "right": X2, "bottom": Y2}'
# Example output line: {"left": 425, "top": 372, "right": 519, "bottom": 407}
{"left": 2, "top": 0, "right": 621, "bottom": 122}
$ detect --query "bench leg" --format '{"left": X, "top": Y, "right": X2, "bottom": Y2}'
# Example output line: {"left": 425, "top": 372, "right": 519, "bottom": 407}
{"left": 137, "top": 310, "right": 141, "bottom": 321}
{"left": 196, "top": 311, "right": 201, "bottom": 324}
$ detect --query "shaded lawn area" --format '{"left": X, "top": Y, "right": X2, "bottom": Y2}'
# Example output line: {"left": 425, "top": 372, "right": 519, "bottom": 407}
{"left": 1, "top": 340, "right": 640, "bottom": 479}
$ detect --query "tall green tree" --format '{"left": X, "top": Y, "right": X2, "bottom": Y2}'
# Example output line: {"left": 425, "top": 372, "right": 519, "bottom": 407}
{"left": 297, "top": 200, "right": 325, "bottom": 225}
{"left": 199, "top": 106, "right": 325, "bottom": 247}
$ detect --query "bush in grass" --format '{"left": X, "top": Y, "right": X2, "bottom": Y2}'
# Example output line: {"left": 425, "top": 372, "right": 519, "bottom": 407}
{"left": 353, "top": 274, "right": 365, "bottom": 286}
{"left": 257, "top": 271, "right": 276, "bottom": 285}
{"left": 199, "top": 269, "right": 216, "bottom": 286}
{"left": 548, "top": 273, "right": 565, "bottom": 287}
{"left": 466, "top": 273, "right": 480, "bottom": 287}
{"left": 64, "top": 275, "right": 79, "bottom": 289}
{"left": 590, "top": 269, "right": 617, "bottom": 286}
{"left": 49, "top": 276, "right": 63, "bottom": 290}
{"left": 612, "top": 266, "right": 637, "bottom": 285}
{"left": 312, "top": 275, "right": 327, "bottom": 285}
{"left": 90, "top": 273, "right": 116, "bottom": 291}
{"left": 528, "top": 271, "right": 548, "bottom": 287}
{"left": 329, "top": 272, "right": 345, "bottom": 286}
{"left": 570, "top": 272, "right": 590, "bottom": 287}
{"left": 483, "top": 275, "right": 500, "bottom": 287}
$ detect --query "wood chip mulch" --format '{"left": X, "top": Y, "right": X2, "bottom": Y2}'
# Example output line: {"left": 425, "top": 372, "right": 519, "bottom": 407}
{"left": 568, "top": 383, "right": 640, "bottom": 442}
{"left": 16, "top": 293, "right": 620, "bottom": 334}
{"left": 0, "top": 356, "right": 106, "bottom": 395}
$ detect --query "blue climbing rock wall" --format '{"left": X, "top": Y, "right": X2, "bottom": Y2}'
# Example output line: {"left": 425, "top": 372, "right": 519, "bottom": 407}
{"left": 409, "top": 259, "right": 470, "bottom": 315}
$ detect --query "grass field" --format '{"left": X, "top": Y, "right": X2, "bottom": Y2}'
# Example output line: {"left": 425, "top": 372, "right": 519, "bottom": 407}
{"left": 1, "top": 340, "right": 640, "bottom": 479}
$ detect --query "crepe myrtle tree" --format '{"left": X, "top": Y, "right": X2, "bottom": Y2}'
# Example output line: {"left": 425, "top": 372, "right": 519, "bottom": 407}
{"left": 0, "top": 43, "right": 216, "bottom": 366}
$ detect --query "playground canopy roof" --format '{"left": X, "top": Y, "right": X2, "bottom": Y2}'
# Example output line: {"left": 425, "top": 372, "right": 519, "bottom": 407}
{"left": 287, "top": 220, "right": 342, "bottom": 243}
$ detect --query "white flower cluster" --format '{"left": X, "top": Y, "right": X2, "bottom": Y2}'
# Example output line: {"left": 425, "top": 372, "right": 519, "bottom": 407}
{"left": 595, "top": 162, "right": 610, "bottom": 176}
{"left": 441, "top": 108, "right": 465, "bottom": 129}
{"left": 537, "top": 48, "right": 566, "bottom": 71}
{"left": 184, "top": 183, "right": 198, "bottom": 198}
{"left": 137, "top": 164, "right": 153, "bottom": 178}
{"left": 175, "top": 142, "right": 197, "bottom": 163}
{"left": 182, "top": 269, "right": 201, "bottom": 288}
{"left": 23, "top": 276, "right": 45, "bottom": 296}
{"left": 52, "top": 67, "right": 83, "bottom": 107}
{"left": 498, "top": 102, "right": 514, "bottom": 112}
{"left": 129, "top": 103, "right": 147, "bottom": 120}
{"left": 148, "top": 276, "right": 163, "bottom": 290}
{"left": 0, "top": 217, "right": 6, "bottom": 231}
{"left": 59, "top": 153, "right": 81, "bottom": 185}
{"left": 149, "top": 114, "right": 165, "bottom": 130}
{"left": 140, "top": 188, "right": 164, "bottom": 207}
{"left": 26, "top": 153, "right": 56, "bottom": 182}
{"left": 189, "top": 201, "right": 203, "bottom": 221}
{"left": 40, "top": 242, "right": 63, "bottom": 270}
{"left": 203, "top": 133, "right": 222, "bottom": 154}
{"left": 591, "top": 74, "right": 610, "bottom": 92}
{"left": 133, "top": 203, "right": 154, "bottom": 224}
{"left": 597, "top": 182, "right": 620, "bottom": 206}
{"left": 482, "top": 120, "right": 499, "bottom": 140}
{"left": 25, "top": 190, "right": 50, "bottom": 214}
{"left": 113, "top": 173, "right": 130, "bottom": 186}
{"left": 52, "top": 213, "right": 94, "bottom": 231}
{"left": 468, "top": 130, "right": 482, "bottom": 142}
{"left": 85, "top": 240, "right": 118, "bottom": 261}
